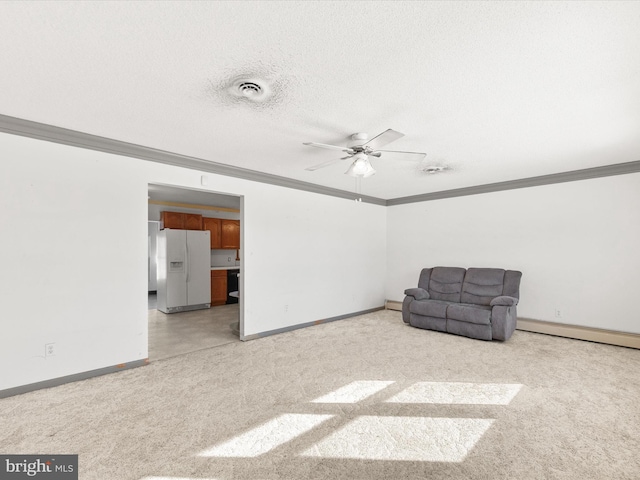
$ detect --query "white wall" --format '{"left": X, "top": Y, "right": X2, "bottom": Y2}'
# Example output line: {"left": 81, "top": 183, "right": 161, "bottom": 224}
{"left": 386, "top": 173, "right": 640, "bottom": 334}
{"left": 148, "top": 221, "right": 159, "bottom": 291}
{"left": 0, "top": 133, "right": 387, "bottom": 391}
{"left": 242, "top": 182, "right": 387, "bottom": 335}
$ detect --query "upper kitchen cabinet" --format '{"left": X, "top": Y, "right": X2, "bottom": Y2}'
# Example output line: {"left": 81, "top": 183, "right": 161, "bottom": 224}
{"left": 221, "top": 220, "right": 240, "bottom": 249}
{"left": 203, "top": 217, "right": 222, "bottom": 249}
{"left": 184, "top": 213, "right": 203, "bottom": 230}
{"left": 160, "top": 211, "right": 184, "bottom": 229}
{"left": 160, "top": 211, "right": 202, "bottom": 230}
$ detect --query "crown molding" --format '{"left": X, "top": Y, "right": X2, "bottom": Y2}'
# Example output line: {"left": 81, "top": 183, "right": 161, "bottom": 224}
{"left": 0, "top": 114, "right": 386, "bottom": 206}
{"left": 387, "top": 160, "right": 640, "bottom": 206}
{"left": 2, "top": 114, "right": 638, "bottom": 207}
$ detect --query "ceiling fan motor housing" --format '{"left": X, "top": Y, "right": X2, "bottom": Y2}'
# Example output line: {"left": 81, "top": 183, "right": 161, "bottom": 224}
{"left": 348, "top": 133, "right": 369, "bottom": 148}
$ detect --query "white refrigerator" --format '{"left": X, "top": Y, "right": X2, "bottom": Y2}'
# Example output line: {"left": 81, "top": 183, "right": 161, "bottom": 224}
{"left": 156, "top": 229, "right": 211, "bottom": 313}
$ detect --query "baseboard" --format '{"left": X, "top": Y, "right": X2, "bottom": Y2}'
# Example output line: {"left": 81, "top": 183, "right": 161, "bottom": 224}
{"left": 0, "top": 359, "right": 149, "bottom": 399}
{"left": 242, "top": 306, "right": 386, "bottom": 341}
{"left": 385, "top": 300, "right": 403, "bottom": 311}
{"left": 385, "top": 300, "right": 639, "bottom": 349}
{"left": 516, "top": 318, "right": 640, "bottom": 349}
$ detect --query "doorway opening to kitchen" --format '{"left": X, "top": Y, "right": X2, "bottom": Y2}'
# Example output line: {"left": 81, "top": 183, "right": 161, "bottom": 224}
{"left": 147, "top": 183, "right": 243, "bottom": 361}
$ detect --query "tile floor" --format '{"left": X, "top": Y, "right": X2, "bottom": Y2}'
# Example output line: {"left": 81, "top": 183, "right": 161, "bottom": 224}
{"left": 148, "top": 293, "right": 240, "bottom": 361}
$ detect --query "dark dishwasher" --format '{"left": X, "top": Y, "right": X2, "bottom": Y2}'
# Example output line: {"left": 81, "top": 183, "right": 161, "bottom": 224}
{"left": 226, "top": 269, "right": 239, "bottom": 304}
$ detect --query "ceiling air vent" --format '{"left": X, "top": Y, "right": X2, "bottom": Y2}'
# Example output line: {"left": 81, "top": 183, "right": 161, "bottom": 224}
{"left": 227, "top": 77, "right": 272, "bottom": 103}
{"left": 237, "top": 82, "right": 262, "bottom": 97}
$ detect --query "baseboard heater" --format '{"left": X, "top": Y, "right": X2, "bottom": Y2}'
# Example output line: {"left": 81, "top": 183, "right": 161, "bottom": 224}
{"left": 385, "top": 300, "right": 640, "bottom": 350}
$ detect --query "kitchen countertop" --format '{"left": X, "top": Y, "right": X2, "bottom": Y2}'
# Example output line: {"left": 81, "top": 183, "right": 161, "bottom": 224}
{"left": 210, "top": 266, "right": 240, "bottom": 271}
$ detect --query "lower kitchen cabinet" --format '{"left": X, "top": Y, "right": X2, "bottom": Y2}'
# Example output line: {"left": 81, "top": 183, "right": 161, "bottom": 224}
{"left": 210, "top": 270, "right": 227, "bottom": 306}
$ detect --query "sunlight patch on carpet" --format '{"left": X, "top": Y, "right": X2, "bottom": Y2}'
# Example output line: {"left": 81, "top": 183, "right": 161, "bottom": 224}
{"left": 310, "top": 380, "right": 395, "bottom": 403}
{"left": 198, "top": 413, "right": 334, "bottom": 458}
{"left": 386, "top": 382, "right": 522, "bottom": 405}
{"left": 300, "top": 416, "right": 494, "bottom": 462}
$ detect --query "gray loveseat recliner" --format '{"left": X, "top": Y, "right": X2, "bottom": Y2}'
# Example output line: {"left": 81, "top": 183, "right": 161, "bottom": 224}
{"left": 403, "top": 267, "right": 522, "bottom": 341}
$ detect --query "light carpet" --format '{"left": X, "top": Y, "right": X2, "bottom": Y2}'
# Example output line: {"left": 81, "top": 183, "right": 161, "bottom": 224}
{"left": 1, "top": 310, "right": 639, "bottom": 479}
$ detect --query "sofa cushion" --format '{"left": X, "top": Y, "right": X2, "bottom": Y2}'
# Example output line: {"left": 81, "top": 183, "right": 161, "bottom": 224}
{"left": 447, "top": 303, "right": 492, "bottom": 325}
{"left": 409, "top": 299, "right": 450, "bottom": 319}
{"left": 447, "top": 319, "right": 493, "bottom": 341}
{"left": 460, "top": 268, "right": 505, "bottom": 306}
{"left": 503, "top": 270, "right": 523, "bottom": 299}
{"left": 417, "top": 268, "right": 433, "bottom": 291}
{"left": 410, "top": 314, "right": 447, "bottom": 333}
{"left": 428, "top": 267, "right": 466, "bottom": 302}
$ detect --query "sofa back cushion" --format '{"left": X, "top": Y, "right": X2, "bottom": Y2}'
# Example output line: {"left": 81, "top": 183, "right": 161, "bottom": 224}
{"left": 426, "top": 267, "right": 466, "bottom": 302}
{"left": 417, "top": 268, "right": 433, "bottom": 291}
{"left": 503, "top": 270, "right": 522, "bottom": 299}
{"left": 461, "top": 268, "right": 506, "bottom": 305}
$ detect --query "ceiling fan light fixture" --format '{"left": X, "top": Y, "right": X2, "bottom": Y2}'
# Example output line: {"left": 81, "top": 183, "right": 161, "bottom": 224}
{"left": 345, "top": 153, "right": 376, "bottom": 178}
{"left": 304, "top": 128, "right": 424, "bottom": 178}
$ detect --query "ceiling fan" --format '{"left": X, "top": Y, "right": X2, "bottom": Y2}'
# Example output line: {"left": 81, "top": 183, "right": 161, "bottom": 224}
{"left": 303, "top": 129, "right": 426, "bottom": 178}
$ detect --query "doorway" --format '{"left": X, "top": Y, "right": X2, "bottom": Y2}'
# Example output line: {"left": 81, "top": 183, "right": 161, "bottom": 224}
{"left": 147, "top": 183, "right": 243, "bottom": 361}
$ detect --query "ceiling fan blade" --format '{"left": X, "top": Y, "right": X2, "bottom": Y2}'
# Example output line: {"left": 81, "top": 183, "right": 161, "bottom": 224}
{"left": 303, "top": 142, "right": 354, "bottom": 154}
{"left": 376, "top": 150, "right": 427, "bottom": 161}
{"left": 305, "top": 158, "right": 343, "bottom": 171}
{"left": 362, "top": 129, "right": 405, "bottom": 150}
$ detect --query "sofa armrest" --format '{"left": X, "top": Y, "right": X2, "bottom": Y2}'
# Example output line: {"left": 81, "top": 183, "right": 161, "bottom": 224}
{"left": 490, "top": 295, "right": 518, "bottom": 306}
{"left": 404, "top": 288, "right": 430, "bottom": 300}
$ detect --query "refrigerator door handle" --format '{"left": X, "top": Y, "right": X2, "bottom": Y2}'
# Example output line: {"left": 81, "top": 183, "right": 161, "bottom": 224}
{"left": 185, "top": 241, "right": 190, "bottom": 283}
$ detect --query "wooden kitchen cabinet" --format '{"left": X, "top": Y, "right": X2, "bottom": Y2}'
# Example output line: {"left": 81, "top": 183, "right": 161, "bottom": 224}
{"left": 160, "top": 211, "right": 202, "bottom": 230}
{"left": 221, "top": 220, "right": 240, "bottom": 249}
{"left": 160, "top": 211, "right": 185, "bottom": 229}
{"left": 203, "top": 217, "right": 222, "bottom": 249}
{"left": 184, "top": 213, "right": 203, "bottom": 230}
{"left": 210, "top": 270, "right": 227, "bottom": 306}
{"left": 202, "top": 217, "right": 240, "bottom": 250}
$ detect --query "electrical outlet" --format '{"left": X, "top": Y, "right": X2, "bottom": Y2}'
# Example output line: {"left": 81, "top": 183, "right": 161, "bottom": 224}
{"left": 284, "top": 304, "right": 289, "bottom": 313}
{"left": 555, "top": 309, "right": 562, "bottom": 318}
{"left": 45, "top": 343, "right": 56, "bottom": 357}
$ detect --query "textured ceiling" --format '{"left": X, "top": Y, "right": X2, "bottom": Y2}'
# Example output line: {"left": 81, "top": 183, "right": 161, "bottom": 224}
{"left": 1, "top": 1, "right": 639, "bottom": 200}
